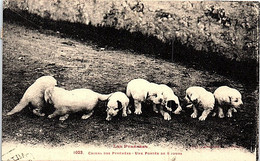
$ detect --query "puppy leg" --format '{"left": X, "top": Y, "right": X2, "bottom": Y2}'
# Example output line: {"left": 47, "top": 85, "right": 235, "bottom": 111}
{"left": 218, "top": 107, "right": 225, "bottom": 118}
{"left": 199, "top": 109, "right": 211, "bottom": 121}
{"left": 191, "top": 105, "right": 198, "bottom": 118}
{"left": 159, "top": 106, "right": 171, "bottom": 121}
{"left": 233, "top": 108, "right": 237, "bottom": 113}
{"left": 153, "top": 104, "right": 159, "bottom": 113}
{"left": 48, "top": 110, "right": 63, "bottom": 119}
{"left": 127, "top": 106, "right": 132, "bottom": 114}
{"left": 227, "top": 108, "right": 233, "bottom": 117}
{"left": 122, "top": 105, "right": 127, "bottom": 117}
{"left": 59, "top": 114, "right": 70, "bottom": 121}
{"left": 134, "top": 100, "right": 142, "bottom": 115}
{"left": 81, "top": 111, "right": 94, "bottom": 120}
{"left": 173, "top": 106, "right": 182, "bottom": 114}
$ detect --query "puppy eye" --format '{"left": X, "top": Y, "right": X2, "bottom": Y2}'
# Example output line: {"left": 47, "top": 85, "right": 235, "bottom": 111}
{"left": 154, "top": 94, "right": 157, "bottom": 97}
{"left": 234, "top": 99, "right": 238, "bottom": 102}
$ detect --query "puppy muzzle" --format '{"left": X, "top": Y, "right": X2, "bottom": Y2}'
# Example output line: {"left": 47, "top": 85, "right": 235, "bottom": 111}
{"left": 183, "top": 97, "right": 191, "bottom": 105}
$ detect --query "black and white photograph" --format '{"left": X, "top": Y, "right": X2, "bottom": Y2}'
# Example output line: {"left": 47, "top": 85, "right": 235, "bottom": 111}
{"left": 1, "top": 0, "right": 259, "bottom": 161}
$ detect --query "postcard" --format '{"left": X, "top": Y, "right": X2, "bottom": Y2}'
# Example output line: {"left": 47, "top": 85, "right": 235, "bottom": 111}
{"left": 2, "top": 0, "right": 258, "bottom": 161}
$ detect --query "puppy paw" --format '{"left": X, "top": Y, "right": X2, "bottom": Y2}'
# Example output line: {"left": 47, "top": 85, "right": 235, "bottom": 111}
{"left": 39, "top": 113, "right": 45, "bottom": 117}
{"left": 122, "top": 113, "right": 127, "bottom": 117}
{"left": 199, "top": 115, "right": 207, "bottom": 121}
{"left": 127, "top": 109, "right": 132, "bottom": 114}
{"left": 173, "top": 110, "right": 181, "bottom": 115}
{"left": 233, "top": 109, "right": 237, "bottom": 113}
{"left": 33, "top": 109, "right": 45, "bottom": 117}
{"left": 218, "top": 113, "right": 225, "bottom": 118}
{"left": 134, "top": 110, "right": 142, "bottom": 115}
{"left": 163, "top": 113, "right": 171, "bottom": 121}
{"left": 227, "top": 112, "right": 233, "bottom": 118}
{"left": 82, "top": 111, "right": 94, "bottom": 120}
{"left": 106, "top": 117, "right": 112, "bottom": 121}
{"left": 153, "top": 109, "right": 159, "bottom": 113}
{"left": 81, "top": 115, "right": 91, "bottom": 120}
{"left": 191, "top": 113, "right": 197, "bottom": 118}
{"left": 59, "top": 117, "right": 67, "bottom": 121}
{"left": 48, "top": 115, "right": 53, "bottom": 119}
{"left": 186, "top": 104, "right": 193, "bottom": 108}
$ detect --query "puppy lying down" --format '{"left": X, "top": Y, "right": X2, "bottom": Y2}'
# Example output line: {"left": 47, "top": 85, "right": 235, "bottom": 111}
{"left": 214, "top": 86, "right": 243, "bottom": 118}
{"left": 106, "top": 92, "right": 130, "bottom": 121}
{"left": 7, "top": 76, "right": 57, "bottom": 116}
{"left": 154, "top": 84, "right": 182, "bottom": 121}
{"left": 185, "top": 86, "right": 215, "bottom": 121}
{"left": 44, "top": 87, "right": 111, "bottom": 121}
{"left": 126, "top": 78, "right": 164, "bottom": 115}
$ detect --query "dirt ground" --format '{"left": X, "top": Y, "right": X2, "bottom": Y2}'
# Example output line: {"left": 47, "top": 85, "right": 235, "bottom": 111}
{"left": 2, "top": 19, "right": 258, "bottom": 152}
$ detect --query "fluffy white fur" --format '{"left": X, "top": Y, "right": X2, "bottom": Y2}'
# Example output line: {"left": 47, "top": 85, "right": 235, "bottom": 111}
{"left": 153, "top": 84, "right": 182, "bottom": 120}
{"left": 44, "top": 87, "right": 111, "bottom": 121}
{"left": 214, "top": 86, "right": 243, "bottom": 118}
{"left": 126, "top": 78, "right": 164, "bottom": 115}
{"left": 7, "top": 76, "right": 57, "bottom": 116}
{"left": 106, "top": 92, "right": 130, "bottom": 121}
{"left": 184, "top": 86, "right": 215, "bottom": 121}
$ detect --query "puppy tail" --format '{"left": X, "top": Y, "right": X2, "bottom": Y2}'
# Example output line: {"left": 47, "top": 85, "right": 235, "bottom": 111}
{"left": 7, "top": 98, "right": 28, "bottom": 115}
{"left": 97, "top": 93, "right": 112, "bottom": 101}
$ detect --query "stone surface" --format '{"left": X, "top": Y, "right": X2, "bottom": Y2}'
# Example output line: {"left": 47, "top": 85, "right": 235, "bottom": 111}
{"left": 4, "top": 0, "right": 259, "bottom": 62}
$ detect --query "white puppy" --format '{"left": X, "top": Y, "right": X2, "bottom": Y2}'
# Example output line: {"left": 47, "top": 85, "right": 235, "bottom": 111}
{"left": 44, "top": 87, "right": 111, "bottom": 121}
{"left": 7, "top": 76, "right": 57, "bottom": 116}
{"left": 126, "top": 78, "right": 164, "bottom": 115}
{"left": 214, "top": 86, "right": 243, "bottom": 118}
{"left": 153, "top": 84, "right": 182, "bottom": 120}
{"left": 106, "top": 92, "right": 130, "bottom": 121}
{"left": 184, "top": 86, "right": 215, "bottom": 121}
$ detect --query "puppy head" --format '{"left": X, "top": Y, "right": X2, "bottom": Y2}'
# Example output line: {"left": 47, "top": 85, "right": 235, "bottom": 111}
{"left": 203, "top": 91, "right": 215, "bottom": 110}
{"left": 147, "top": 91, "right": 164, "bottom": 105}
{"left": 106, "top": 100, "right": 122, "bottom": 121}
{"left": 229, "top": 94, "right": 243, "bottom": 109}
{"left": 146, "top": 83, "right": 164, "bottom": 105}
{"left": 184, "top": 92, "right": 199, "bottom": 108}
{"left": 37, "top": 76, "right": 57, "bottom": 88}
{"left": 48, "top": 76, "right": 57, "bottom": 86}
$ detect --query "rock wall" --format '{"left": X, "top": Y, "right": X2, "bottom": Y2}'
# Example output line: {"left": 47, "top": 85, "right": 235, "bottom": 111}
{"left": 4, "top": 0, "right": 259, "bottom": 62}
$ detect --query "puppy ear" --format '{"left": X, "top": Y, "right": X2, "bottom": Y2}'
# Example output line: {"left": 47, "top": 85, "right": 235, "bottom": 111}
{"left": 228, "top": 96, "right": 232, "bottom": 103}
{"left": 145, "top": 92, "right": 149, "bottom": 99}
{"left": 44, "top": 87, "right": 53, "bottom": 104}
{"left": 117, "top": 101, "right": 122, "bottom": 110}
{"left": 167, "top": 100, "right": 178, "bottom": 111}
{"left": 190, "top": 93, "right": 198, "bottom": 103}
